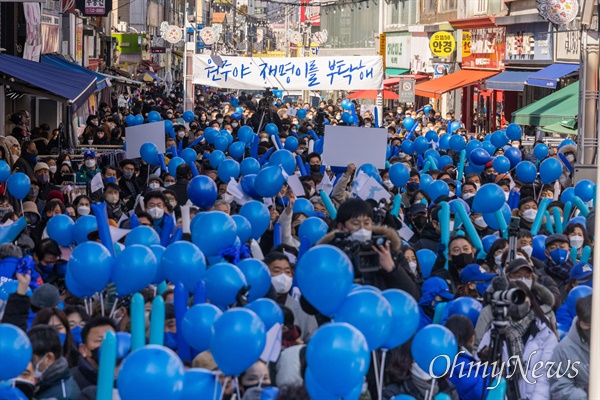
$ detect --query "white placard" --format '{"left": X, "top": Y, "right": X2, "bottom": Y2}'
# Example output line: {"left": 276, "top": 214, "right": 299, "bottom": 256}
{"left": 287, "top": 174, "right": 306, "bottom": 197}
{"left": 322, "top": 126, "right": 388, "bottom": 169}
{"left": 192, "top": 55, "right": 384, "bottom": 91}
{"left": 125, "top": 121, "right": 166, "bottom": 159}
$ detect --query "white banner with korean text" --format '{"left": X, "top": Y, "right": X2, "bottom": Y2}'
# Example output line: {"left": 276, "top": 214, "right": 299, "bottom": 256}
{"left": 192, "top": 55, "right": 384, "bottom": 91}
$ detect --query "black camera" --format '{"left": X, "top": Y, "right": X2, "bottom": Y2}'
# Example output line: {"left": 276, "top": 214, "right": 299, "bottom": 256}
{"left": 491, "top": 288, "right": 525, "bottom": 320}
{"left": 314, "top": 107, "right": 326, "bottom": 135}
{"left": 330, "top": 232, "right": 389, "bottom": 277}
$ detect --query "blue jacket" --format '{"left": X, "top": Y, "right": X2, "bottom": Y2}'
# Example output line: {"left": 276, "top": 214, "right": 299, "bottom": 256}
{"left": 448, "top": 349, "right": 490, "bottom": 400}
{"left": 555, "top": 303, "right": 574, "bottom": 339}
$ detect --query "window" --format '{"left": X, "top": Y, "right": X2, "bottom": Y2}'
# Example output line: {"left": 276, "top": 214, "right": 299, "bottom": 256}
{"left": 423, "top": 0, "right": 435, "bottom": 14}
{"left": 438, "top": 0, "right": 456, "bottom": 12}
{"left": 475, "top": 0, "right": 488, "bottom": 15}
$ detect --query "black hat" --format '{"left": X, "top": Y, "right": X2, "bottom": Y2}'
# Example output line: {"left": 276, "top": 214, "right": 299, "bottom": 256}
{"left": 545, "top": 234, "right": 569, "bottom": 248}
{"left": 408, "top": 203, "right": 427, "bottom": 216}
{"left": 505, "top": 258, "right": 534, "bottom": 275}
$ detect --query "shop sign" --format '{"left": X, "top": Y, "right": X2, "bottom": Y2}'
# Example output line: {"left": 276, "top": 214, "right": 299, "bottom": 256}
{"left": 429, "top": 31, "right": 455, "bottom": 57}
{"left": 462, "top": 32, "right": 471, "bottom": 58}
{"left": 461, "top": 27, "right": 505, "bottom": 69}
{"left": 385, "top": 34, "right": 411, "bottom": 69}
{"left": 555, "top": 30, "right": 579, "bottom": 61}
{"left": 506, "top": 24, "right": 553, "bottom": 62}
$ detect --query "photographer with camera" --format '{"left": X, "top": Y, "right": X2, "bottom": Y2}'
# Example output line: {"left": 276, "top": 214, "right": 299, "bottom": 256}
{"left": 250, "top": 92, "right": 283, "bottom": 134}
{"left": 318, "top": 198, "right": 420, "bottom": 300}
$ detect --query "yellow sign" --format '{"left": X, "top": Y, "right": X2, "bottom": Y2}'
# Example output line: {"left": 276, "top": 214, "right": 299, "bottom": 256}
{"left": 429, "top": 31, "right": 456, "bottom": 57}
{"left": 379, "top": 33, "right": 386, "bottom": 70}
{"left": 462, "top": 31, "right": 472, "bottom": 58}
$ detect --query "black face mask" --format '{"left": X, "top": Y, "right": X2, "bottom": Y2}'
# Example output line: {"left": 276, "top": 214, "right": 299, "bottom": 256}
{"left": 90, "top": 347, "right": 100, "bottom": 366}
{"left": 451, "top": 253, "right": 474, "bottom": 270}
{"left": 509, "top": 301, "right": 531, "bottom": 321}
{"left": 14, "top": 380, "right": 35, "bottom": 399}
{"left": 412, "top": 215, "right": 428, "bottom": 231}
{"left": 310, "top": 164, "right": 320, "bottom": 173}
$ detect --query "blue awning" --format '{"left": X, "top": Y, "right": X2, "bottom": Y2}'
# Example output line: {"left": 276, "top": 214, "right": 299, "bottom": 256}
{"left": 525, "top": 63, "right": 579, "bottom": 89}
{"left": 41, "top": 54, "right": 109, "bottom": 91}
{"left": 0, "top": 53, "right": 96, "bottom": 110}
{"left": 486, "top": 70, "right": 533, "bottom": 91}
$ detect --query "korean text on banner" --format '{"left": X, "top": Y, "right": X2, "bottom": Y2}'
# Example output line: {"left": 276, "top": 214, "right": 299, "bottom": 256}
{"left": 125, "top": 121, "right": 167, "bottom": 159}
{"left": 321, "top": 126, "right": 388, "bottom": 169}
{"left": 192, "top": 55, "right": 384, "bottom": 91}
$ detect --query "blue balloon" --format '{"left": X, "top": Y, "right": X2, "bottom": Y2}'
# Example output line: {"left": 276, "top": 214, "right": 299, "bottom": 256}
{"left": 403, "top": 117, "right": 416, "bottom": 130}
{"left": 0, "top": 324, "right": 32, "bottom": 380}
{"left": 255, "top": 165, "right": 286, "bottom": 198}
{"left": 239, "top": 201, "right": 270, "bottom": 239}
{"left": 533, "top": 143, "right": 549, "bottom": 160}
{"left": 205, "top": 262, "right": 247, "bottom": 306}
{"left": 297, "top": 108, "right": 307, "bottom": 119}
{"left": 237, "top": 258, "right": 271, "bottom": 302}
{"left": 115, "top": 332, "right": 132, "bottom": 359}
{"left": 148, "top": 110, "right": 161, "bottom": 122}
{"left": 411, "top": 325, "right": 458, "bottom": 377}
{"left": 566, "top": 286, "right": 593, "bottom": 316}
{"left": 164, "top": 120, "right": 173, "bottom": 134}
{"left": 183, "top": 110, "right": 195, "bottom": 122}
{"left": 413, "top": 136, "right": 430, "bottom": 154}
{"left": 0, "top": 280, "right": 19, "bottom": 301}
{"left": 532, "top": 235, "right": 547, "bottom": 261}
{"left": 504, "top": 146, "right": 522, "bottom": 167}
{"left": 140, "top": 142, "right": 159, "bottom": 165}
{"left": 135, "top": 114, "right": 144, "bottom": 125}
{"left": 180, "top": 148, "right": 198, "bottom": 165}
{"left": 559, "top": 139, "right": 576, "bottom": 149}
{"left": 357, "top": 163, "right": 381, "bottom": 183}
{"left": 269, "top": 149, "right": 296, "bottom": 175}
{"left": 438, "top": 134, "right": 451, "bottom": 151}
{"left": 425, "top": 130, "right": 439, "bottom": 143}
{"left": 482, "top": 235, "right": 500, "bottom": 253}
{"left": 492, "top": 156, "right": 511, "bottom": 174}
{"left": 298, "top": 217, "right": 328, "bottom": 246}
{"left": 539, "top": 158, "right": 562, "bottom": 184}
{"left": 163, "top": 241, "right": 207, "bottom": 292}
{"left": 149, "top": 245, "right": 166, "bottom": 284}
{"left": 505, "top": 123, "right": 522, "bottom": 141}
{"left": 66, "top": 269, "right": 95, "bottom": 298}
{"left": 217, "top": 159, "right": 240, "bottom": 182}
{"left": 560, "top": 187, "right": 575, "bottom": 204}
{"left": 0, "top": 160, "right": 10, "bottom": 182}
{"left": 210, "top": 308, "right": 266, "bottom": 376}
{"left": 450, "top": 121, "right": 461, "bottom": 133}
{"left": 223, "top": 131, "right": 234, "bottom": 146}
{"left": 296, "top": 245, "right": 354, "bottom": 316}
{"left": 490, "top": 130, "right": 509, "bottom": 148}
{"left": 465, "top": 139, "right": 482, "bottom": 156}
{"left": 204, "top": 128, "right": 219, "bottom": 144}
{"left": 187, "top": 175, "right": 218, "bottom": 209}
{"left": 515, "top": 161, "right": 537, "bottom": 183}
{"left": 469, "top": 148, "right": 491, "bottom": 166}
{"left": 245, "top": 298, "right": 283, "bottom": 330}
{"left": 228, "top": 141, "right": 245, "bottom": 160}
{"left": 240, "top": 157, "right": 261, "bottom": 176}
{"left": 284, "top": 136, "right": 299, "bottom": 152}
{"left": 341, "top": 112, "right": 351, "bottom": 123}
{"left": 209, "top": 150, "right": 226, "bottom": 168}
{"left": 7, "top": 172, "right": 30, "bottom": 200}
{"left": 481, "top": 140, "right": 497, "bottom": 157}
{"left": 191, "top": 211, "right": 237, "bottom": 257}
{"left": 424, "top": 149, "right": 440, "bottom": 162}
{"left": 117, "top": 345, "right": 184, "bottom": 400}
{"left": 238, "top": 126, "right": 256, "bottom": 144}
{"left": 574, "top": 179, "right": 595, "bottom": 202}
{"left": 232, "top": 215, "right": 252, "bottom": 244}
{"left": 305, "top": 368, "right": 362, "bottom": 400}
{"left": 240, "top": 174, "right": 260, "bottom": 198}
{"left": 381, "top": 289, "right": 419, "bottom": 349}
{"left": 182, "top": 304, "right": 223, "bottom": 351}
{"left": 47, "top": 214, "right": 75, "bottom": 246}
{"left": 401, "top": 140, "right": 414, "bottom": 155}
{"left": 388, "top": 163, "right": 410, "bottom": 188}
{"left": 449, "top": 135, "right": 466, "bottom": 151}
{"left": 292, "top": 198, "right": 314, "bottom": 216}
{"left": 265, "top": 123, "right": 279, "bottom": 136}
{"left": 125, "top": 226, "right": 160, "bottom": 247}
{"left": 426, "top": 180, "right": 449, "bottom": 201}
{"left": 438, "top": 155, "right": 454, "bottom": 168}
{"left": 483, "top": 203, "right": 511, "bottom": 231}
{"left": 113, "top": 245, "right": 157, "bottom": 296}
{"left": 125, "top": 115, "right": 136, "bottom": 127}
{"left": 445, "top": 297, "right": 483, "bottom": 327}
{"left": 168, "top": 157, "right": 185, "bottom": 178}
{"left": 341, "top": 99, "right": 352, "bottom": 110}
{"left": 181, "top": 368, "right": 222, "bottom": 400}
{"left": 334, "top": 290, "right": 392, "bottom": 350}
{"left": 306, "top": 322, "right": 370, "bottom": 396}
{"left": 214, "top": 135, "right": 229, "bottom": 152}
{"left": 472, "top": 184, "right": 505, "bottom": 213}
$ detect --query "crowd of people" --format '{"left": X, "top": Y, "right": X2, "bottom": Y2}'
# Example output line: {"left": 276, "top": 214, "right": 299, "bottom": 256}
{"left": 0, "top": 81, "right": 594, "bottom": 400}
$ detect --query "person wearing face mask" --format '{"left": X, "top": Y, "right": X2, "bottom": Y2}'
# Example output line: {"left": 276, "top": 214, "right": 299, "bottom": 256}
{"left": 543, "top": 234, "right": 574, "bottom": 301}
{"left": 71, "top": 317, "right": 117, "bottom": 391}
{"left": 413, "top": 205, "right": 445, "bottom": 253}
{"left": 477, "top": 280, "right": 558, "bottom": 400}
{"left": 34, "top": 162, "right": 59, "bottom": 201}
{"left": 143, "top": 191, "right": 175, "bottom": 238}
{"left": 564, "top": 222, "right": 591, "bottom": 261}
{"left": 238, "top": 360, "right": 273, "bottom": 398}
{"left": 73, "top": 195, "right": 92, "bottom": 219}
{"left": 431, "top": 235, "right": 477, "bottom": 293}
{"left": 306, "top": 152, "right": 322, "bottom": 175}
{"left": 76, "top": 151, "right": 101, "bottom": 184}
{"left": 13, "top": 140, "right": 39, "bottom": 181}
{"left": 79, "top": 115, "right": 99, "bottom": 145}
{"left": 169, "top": 164, "right": 193, "bottom": 206}
{"left": 103, "top": 183, "right": 125, "bottom": 222}
{"left": 401, "top": 245, "right": 424, "bottom": 284}
{"left": 460, "top": 181, "right": 477, "bottom": 206}
{"left": 174, "top": 126, "right": 189, "bottom": 147}
{"left": 317, "top": 198, "right": 420, "bottom": 298}
{"left": 27, "top": 325, "right": 81, "bottom": 400}
{"left": 550, "top": 294, "right": 591, "bottom": 400}
{"left": 118, "top": 159, "right": 141, "bottom": 211}
{"left": 264, "top": 252, "right": 318, "bottom": 342}
{"left": 417, "top": 276, "right": 455, "bottom": 330}
{"left": 401, "top": 171, "right": 421, "bottom": 207}
{"left": 481, "top": 238, "right": 508, "bottom": 274}
{"left": 457, "top": 264, "right": 497, "bottom": 300}
{"left": 516, "top": 197, "right": 545, "bottom": 232}
{"left": 405, "top": 204, "right": 429, "bottom": 244}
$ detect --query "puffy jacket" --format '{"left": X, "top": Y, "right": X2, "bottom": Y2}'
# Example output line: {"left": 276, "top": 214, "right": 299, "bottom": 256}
{"left": 35, "top": 357, "right": 80, "bottom": 400}
{"left": 549, "top": 318, "right": 589, "bottom": 400}
{"left": 448, "top": 348, "right": 490, "bottom": 400}
{"left": 76, "top": 166, "right": 101, "bottom": 184}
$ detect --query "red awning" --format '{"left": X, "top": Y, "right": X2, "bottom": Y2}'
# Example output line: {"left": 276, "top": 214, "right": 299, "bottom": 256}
{"left": 141, "top": 60, "right": 162, "bottom": 72}
{"left": 347, "top": 89, "right": 399, "bottom": 100}
{"left": 384, "top": 75, "right": 429, "bottom": 87}
{"left": 414, "top": 69, "right": 499, "bottom": 99}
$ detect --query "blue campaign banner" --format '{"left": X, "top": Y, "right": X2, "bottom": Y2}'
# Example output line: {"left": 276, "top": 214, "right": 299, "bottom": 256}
{"left": 192, "top": 55, "right": 384, "bottom": 91}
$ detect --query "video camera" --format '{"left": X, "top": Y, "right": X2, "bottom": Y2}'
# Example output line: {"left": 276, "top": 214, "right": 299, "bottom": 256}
{"left": 490, "top": 288, "right": 526, "bottom": 321}
{"left": 330, "top": 232, "right": 389, "bottom": 277}
{"left": 314, "top": 107, "right": 326, "bottom": 135}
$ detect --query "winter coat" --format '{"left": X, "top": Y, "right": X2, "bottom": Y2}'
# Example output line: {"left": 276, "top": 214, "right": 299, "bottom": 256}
{"left": 549, "top": 317, "right": 589, "bottom": 400}
{"left": 35, "top": 357, "right": 80, "bottom": 400}
{"left": 13, "top": 155, "right": 36, "bottom": 181}
{"left": 75, "top": 166, "right": 101, "bottom": 184}
{"left": 170, "top": 178, "right": 190, "bottom": 206}
{"left": 70, "top": 358, "right": 97, "bottom": 391}
{"left": 118, "top": 177, "right": 141, "bottom": 210}
{"left": 412, "top": 226, "right": 441, "bottom": 253}
{"left": 478, "top": 318, "right": 558, "bottom": 400}
{"left": 448, "top": 348, "right": 491, "bottom": 400}
{"left": 331, "top": 172, "right": 352, "bottom": 204}
{"left": 318, "top": 225, "right": 421, "bottom": 300}
{"left": 1, "top": 292, "right": 30, "bottom": 331}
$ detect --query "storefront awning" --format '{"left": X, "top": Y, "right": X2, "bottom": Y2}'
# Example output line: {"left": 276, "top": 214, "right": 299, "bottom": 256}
{"left": 384, "top": 75, "right": 429, "bottom": 87}
{"left": 41, "top": 54, "right": 109, "bottom": 92}
{"left": 347, "top": 89, "right": 399, "bottom": 100}
{"left": 0, "top": 53, "right": 96, "bottom": 110}
{"left": 485, "top": 70, "right": 533, "bottom": 91}
{"left": 541, "top": 121, "right": 577, "bottom": 135}
{"left": 414, "top": 69, "right": 499, "bottom": 99}
{"left": 512, "top": 82, "right": 578, "bottom": 126}
{"left": 385, "top": 68, "right": 409, "bottom": 76}
{"left": 100, "top": 73, "right": 141, "bottom": 88}
{"left": 525, "top": 63, "right": 579, "bottom": 89}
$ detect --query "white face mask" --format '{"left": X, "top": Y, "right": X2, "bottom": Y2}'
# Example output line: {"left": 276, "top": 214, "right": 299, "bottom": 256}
{"left": 149, "top": 183, "right": 160, "bottom": 190}
{"left": 77, "top": 206, "right": 91, "bottom": 216}
{"left": 34, "top": 354, "right": 48, "bottom": 379}
{"left": 48, "top": 166, "right": 57, "bottom": 174}
{"left": 504, "top": 192, "right": 510, "bottom": 201}
{"left": 518, "top": 277, "right": 533, "bottom": 289}
{"left": 232, "top": 122, "right": 239, "bottom": 128}
{"left": 164, "top": 182, "right": 174, "bottom": 187}
{"left": 364, "top": 124, "right": 371, "bottom": 128}
{"left": 474, "top": 217, "right": 487, "bottom": 229}
{"left": 570, "top": 235, "right": 584, "bottom": 249}
{"left": 408, "top": 261, "right": 417, "bottom": 273}
{"left": 383, "top": 180, "right": 393, "bottom": 189}
{"left": 494, "top": 254, "right": 503, "bottom": 267}
{"left": 350, "top": 228, "right": 372, "bottom": 242}
{"left": 217, "top": 119, "right": 224, "bottom": 124}
{"left": 521, "top": 245, "right": 533, "bottom": 258}
{"left": 106, "top": 194, "right": 119, "bottom": 204}
{"left": 271, "top": 273, "right": 293, "bottom": 294}
{"left": 522, "top": 209, "right": 537, "bottom": 223}
{"left": 296, "top": 149, "right": 304, "bottom": 155}
{"left": 566, "top": 154, "right": 575, "bottom": 163}
{"left": 474, "top": 183, "right": 481, "bottom": 190}
{"left": 222, "top": 193, "right": 234, "bottom": 204}
{"left": 177, "top": 131, "right": 185, "bottom": 139}
{"left": 448, "top": 191, "right": 455, "bottom": 198}
{"left": 85, "top": 159, "right": 96, "bottom": 169}
{"left": 148, "top": 207, "right": 164, "bottom": 220}
{"left": 462, "top": 192, "right": 475, "bottom": 200}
